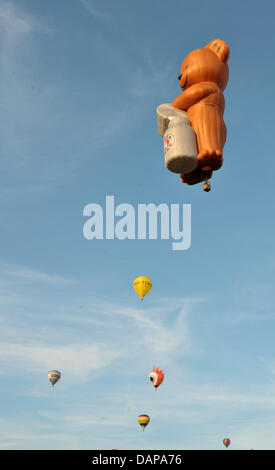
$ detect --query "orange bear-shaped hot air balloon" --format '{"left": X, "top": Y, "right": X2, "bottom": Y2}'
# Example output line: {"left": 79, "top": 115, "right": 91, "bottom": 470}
{"left": 172, "top": 39, "right": 230, "bottom": 188}
{"left": 149, "top": 366, "right": 164, "bottom": 389}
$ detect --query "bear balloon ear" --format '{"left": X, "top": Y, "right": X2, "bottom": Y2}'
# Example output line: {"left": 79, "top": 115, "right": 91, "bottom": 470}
{"left": 205, "top": 39, "right": 230, "bottom": 63}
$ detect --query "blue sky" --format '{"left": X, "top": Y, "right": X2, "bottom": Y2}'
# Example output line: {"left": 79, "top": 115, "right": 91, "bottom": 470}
{"left": 0, "top": 0, "right": 274, "bottom": 450}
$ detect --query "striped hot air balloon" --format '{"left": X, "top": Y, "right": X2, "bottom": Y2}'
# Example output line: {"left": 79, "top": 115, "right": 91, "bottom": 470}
{"left": 138, "top": 414, "right": 150, "bottom": 431}
{"left": 48, "top": 370, "right": 61, "bottom": 387}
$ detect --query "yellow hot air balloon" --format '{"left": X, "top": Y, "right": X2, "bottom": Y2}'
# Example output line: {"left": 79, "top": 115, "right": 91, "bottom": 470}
{"left": 133, "top": 276, "right": 152, "bottom": 301}
{"left": 138, "top": 414, "right": 150, "bottom": 431}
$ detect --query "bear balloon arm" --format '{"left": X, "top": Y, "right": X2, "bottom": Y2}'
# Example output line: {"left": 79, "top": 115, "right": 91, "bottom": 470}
{"left": 172, "top": 82, "right": 218, "bottom": 111}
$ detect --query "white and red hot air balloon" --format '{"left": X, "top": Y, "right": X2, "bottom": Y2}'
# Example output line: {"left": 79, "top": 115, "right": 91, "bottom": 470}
{"left": 149, "top": 366, "right": 164, "bottom": 389}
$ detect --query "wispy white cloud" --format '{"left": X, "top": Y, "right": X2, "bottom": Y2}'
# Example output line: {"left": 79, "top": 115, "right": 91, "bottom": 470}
{"left": 88, "top": 30, "right": 175, "bottom": 100}
{"left": 79, "top": 0, "right": 111, "bottom": 24}
{"left": 0, "top": 1, "right": 41, "bottom": 37}
{"left": 0, "top": 260, "right": 275, "bottom": 449}
{"left": 128, "top": 58, "right": 174, "bottom": 99}
{"left": 0, "top": 262, "right": 76, "bottom": 286}
{"left": 0, "top": 2, "right": 58, "bottom": 190}
{"left": 3, "top": 381, "right": 275, "bottom": 449}
{"left": 0, "top": 261, "right": 195, "bottom": 390}
{"left": 0, "top": 343, "right": 120, "bottom": 379}
{"left": 0, "top": 0, "right": 176, "bottom": 203}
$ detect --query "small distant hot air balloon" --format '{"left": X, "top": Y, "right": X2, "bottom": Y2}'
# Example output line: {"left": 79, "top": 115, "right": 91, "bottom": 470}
{"left": 133, "top": 276, "right": 152, "bottom": 301}
{"left": 223, "top": 438, "right": 231, "bottom": 448}
{"left": 138, "top": 414, "right": 150, "bottom": 431}
{"left": 149, "top": 366, "right": 164, "bottom": 389}
{"left": 48, "top": 370, "right": 61, "bottom": 387}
